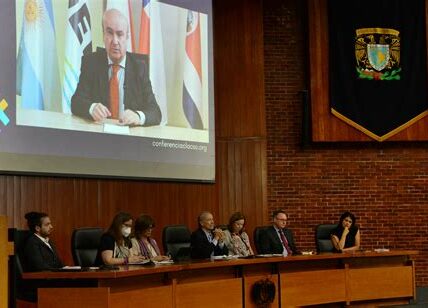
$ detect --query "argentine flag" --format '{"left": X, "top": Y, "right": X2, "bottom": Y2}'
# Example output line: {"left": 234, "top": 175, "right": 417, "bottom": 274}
{"left": 62, "top": 0, "right": 92, "bottom": 114}
{"left": 16, "top": 0, "right": 61, "bottom": 111}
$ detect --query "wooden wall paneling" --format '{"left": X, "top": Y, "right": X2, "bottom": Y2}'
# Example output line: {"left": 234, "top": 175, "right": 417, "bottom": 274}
{"left": 97, "top": 180, "right": 218, "bottom": 253}
{"left": 214, "top": 0, "right": 266, "bottom": 138}
{"left": 45, "top": 177, "right": 88, "bottom": 263}
{"left": 7, "top": 176, "right": 99, "bottom": 264}
{"left": 217, "top": 139, "right": 267, "bottom": 243}
{"left": 0, "top": 176, "right": 12, "bottom": 222}
{"left": 173, "top": 182, "right": 219, "bottom": 229}
{"left": 233, "top": 142, "right": 242, "bottom": 214}
{"left": 213, "top": 0, "right": 267, "bottom": 237}
{"left": 217, "top": 141, "right": 230, "bottom": 224}
{"left": 1, "top": 216, "right": 8, "bottom": 308}
{"left": 71, "top": 179, "right": 100, "bottom": 228}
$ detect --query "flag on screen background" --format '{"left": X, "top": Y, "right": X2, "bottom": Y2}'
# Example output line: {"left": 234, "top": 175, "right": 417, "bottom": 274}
{"left": 16, "top": 0, "right": 61, "bottom": 111}
{"left": 62, "top": 0, "right": 92, "bottom": 114}
{"left": 138, "top": 0, "right": 150, "bottom": 54}
{"left": 106, "top": 0, "right": 135, "bottom": 51}
{"left": 182, "top": 10, "right": 203, "bottom": 129}
{"left": 138, "top": 0, "right": 168, "bottom": 125}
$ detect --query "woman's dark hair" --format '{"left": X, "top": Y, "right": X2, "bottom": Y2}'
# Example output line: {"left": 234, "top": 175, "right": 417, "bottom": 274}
{"left": 107, "top": 212, "right": 133, "bottom": 247}
{"left": 338, "top": 211, "right": 357, "bottom": 230}
{"left": 228, "top": 212, "right": 246, "bottom": 234}
{"left": 134, "top": 214, "right": 155, "bottom": 239}
{"left": 25, "top": 212, "right": 48, "bottom": 232}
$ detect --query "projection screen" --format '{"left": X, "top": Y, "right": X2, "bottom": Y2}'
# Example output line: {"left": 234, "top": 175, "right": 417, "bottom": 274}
{"left": 0, "top": 0, "right": 214, "bottom": 181}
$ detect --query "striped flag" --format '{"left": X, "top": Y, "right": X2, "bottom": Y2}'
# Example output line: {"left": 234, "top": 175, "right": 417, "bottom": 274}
{"left": 62, "top": 0, "right": 92, "bottom": 114}
{"left": 16, "top": 0, "right": 61, "bottom": 111}
{"left": 182, "top": 10, "right": 203, "bottom": 129}
{"left": 138, "top": 0, "right": 150, "bottom": 54}
{"left": 138, "top": 0, "right": 167, "bottom": 125}
{"left": 106, "top": 0, "right": 135, "bottom": 51}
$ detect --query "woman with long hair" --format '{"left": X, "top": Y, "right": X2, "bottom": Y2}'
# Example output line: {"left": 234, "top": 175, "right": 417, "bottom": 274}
{"left": 330, "top": 211, "right": 361, "bottom": 253}
{"left": 97, "top": 212, "right": 145, "bottom": 265}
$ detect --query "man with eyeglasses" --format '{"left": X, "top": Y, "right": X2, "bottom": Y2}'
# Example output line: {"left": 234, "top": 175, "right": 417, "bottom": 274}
{"left": 258, "top": 210, "right": 300, "bottom": 256}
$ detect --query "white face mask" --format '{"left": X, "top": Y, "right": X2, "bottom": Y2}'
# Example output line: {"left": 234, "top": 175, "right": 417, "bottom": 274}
{"left": 121, "top": 226, "right": 131, "bottom": 238}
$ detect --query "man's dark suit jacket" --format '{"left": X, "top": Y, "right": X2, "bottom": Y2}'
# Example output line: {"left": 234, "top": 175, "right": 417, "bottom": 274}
{"left": 190, "top": 228, "right": 228, "bottom": 259}
{"left": 71, "top": 48, "right": 161, "bottom": 126}
{"left": 22, "top": 234, "right": 63, "bottom": 272}
{"left": 258, "top": 226, "right": 299, "bottom": 255}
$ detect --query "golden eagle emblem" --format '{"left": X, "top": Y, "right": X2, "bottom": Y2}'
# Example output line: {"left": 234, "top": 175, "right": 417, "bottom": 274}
{"left": 355, "top": 28, "right": 400, "bottom": 80}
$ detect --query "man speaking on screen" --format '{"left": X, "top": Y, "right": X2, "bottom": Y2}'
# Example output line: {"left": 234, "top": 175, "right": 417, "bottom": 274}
{"left": 71, "top": 9, "right": 161, "bottom": 126}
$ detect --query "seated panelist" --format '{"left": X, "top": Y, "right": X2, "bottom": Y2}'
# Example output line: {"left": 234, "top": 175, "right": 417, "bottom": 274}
{"left": 258, "top": 210, "right": 300, "bottom": 256}
{"left": 22, "top": 211, "right": 63, "bottom": 271}
{"left": 71, "top": 9, "right": 161, "bottom": 126}
{"left": 190, "top": 211, "right": 228, "bottom": 259}
{"left": 96, "top": 212, "right": 145, "bottom": 266}
{"left": 130, "top": 214, "right": 170, "bottom": 261}
{"left": 223, "top": 212, "right": 254, "bottom": 257}
{"left": 330, "top": 211, "right": 361, "bottom": 253}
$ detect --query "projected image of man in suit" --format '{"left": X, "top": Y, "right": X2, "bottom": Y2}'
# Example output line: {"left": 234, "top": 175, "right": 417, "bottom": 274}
{"left": 71, "top": 8, "right": 161, "bottom": 126}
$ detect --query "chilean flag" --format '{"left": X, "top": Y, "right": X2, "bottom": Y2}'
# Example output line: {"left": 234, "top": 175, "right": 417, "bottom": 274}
{"left": 183, "top": 10, "right": 203, "bottom": 129}
{"left": 138, "top": 0, "right": 150, "bottom": 54}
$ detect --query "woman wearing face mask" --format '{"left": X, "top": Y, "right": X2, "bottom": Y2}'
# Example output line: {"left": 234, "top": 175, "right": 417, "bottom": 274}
{"left": 130, "top": 214, "right": 170, "bottom": 261}
{"left": 330, "top": 211, "right": 361, "bottom": 253}
{"left": 223, "top": 212, "right": 254, "bottom": 257}
{"left": 96, "top": 212, "right": 145, "bottom": 265}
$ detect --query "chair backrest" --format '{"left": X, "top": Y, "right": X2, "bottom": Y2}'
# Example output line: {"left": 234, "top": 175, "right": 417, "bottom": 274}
{"left": 162, "top": 224, "right": 191, "bottom": 260}
{"left": 71, "top": 227, "right": 104, "bottom": 267}
{"left": 9, "top": 229, "right": 32, "bottom": 274}
{"left": 8, "top": 228, "right": 36, "bottom": 302}
{"left": 315, "top": 224, "right": 338, "bottom": 253}
{"left": 253, "top": 226, "right": 270, "bottom": 254}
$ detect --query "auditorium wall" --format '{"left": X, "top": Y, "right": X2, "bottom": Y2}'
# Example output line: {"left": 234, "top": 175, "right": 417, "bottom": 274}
{"left": 0, "top": 0, "right": 268, "bottom": 270}
{"left": 1, "top": 0, "right": 427, "bottom": 288}
{"left": 264, "top": 0, "right": 428, "bottom": 285}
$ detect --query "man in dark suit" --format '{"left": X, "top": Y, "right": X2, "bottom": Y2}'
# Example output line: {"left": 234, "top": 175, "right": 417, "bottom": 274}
{"left": 71, "top": 9, "right": 161, "bottom": 126}
{"left": 191, "top": 211, "right": 228, "bottom": 259}
{"left": 258, "top": 210, "right": 300, "bottom": 256}
{"left": 22, "top": 212, "right": 63, "bottom": 271}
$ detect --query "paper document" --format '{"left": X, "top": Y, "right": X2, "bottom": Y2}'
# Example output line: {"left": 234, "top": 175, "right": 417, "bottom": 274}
{"left": 103, "top": 123, "right": 130, "bottom": 135}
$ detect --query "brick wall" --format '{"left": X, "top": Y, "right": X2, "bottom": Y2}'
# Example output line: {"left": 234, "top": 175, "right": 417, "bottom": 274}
{"left": 263, "top": 0, "right": 428, "bottom": 286}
